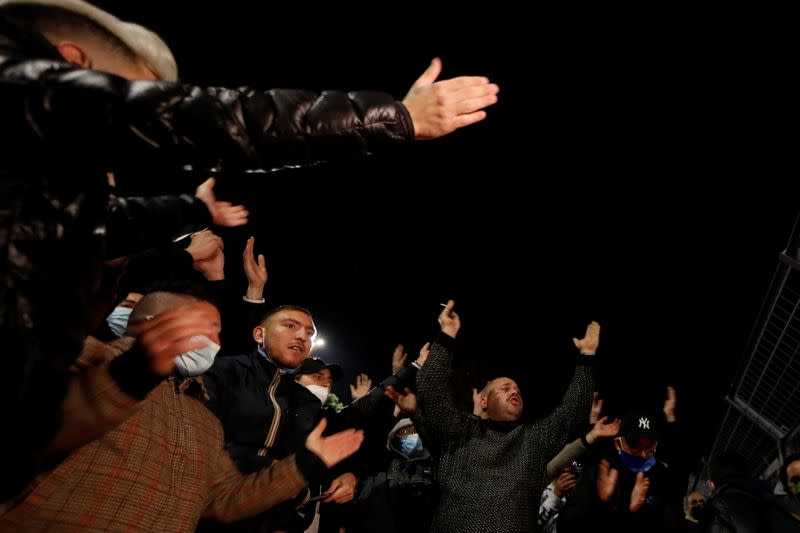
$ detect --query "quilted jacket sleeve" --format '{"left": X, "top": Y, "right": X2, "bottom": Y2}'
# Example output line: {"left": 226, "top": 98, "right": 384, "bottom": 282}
{"left": 0, "top": 54, "right": 415, "bottom": 173}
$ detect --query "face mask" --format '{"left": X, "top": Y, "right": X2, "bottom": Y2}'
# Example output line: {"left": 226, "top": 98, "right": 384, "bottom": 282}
{"left": 399, "top": 433, "right": 423, "bottom": 458}
{"left": 105, "top": 306, "right": 133, "bottom": 337}
{"left": 689, "top": 502, "right": 705, "bottom": 519}
{"left": 789, "top": 481, "right": 800, "bottom": 497}
{"left": 174, "top": 335, "right": 220, "bottom": 377}
{"left": 618, "top": 450, "right": 657, "bottom": 473}
{"left": 306, "top": 384, "right": 330, "bottom": 405}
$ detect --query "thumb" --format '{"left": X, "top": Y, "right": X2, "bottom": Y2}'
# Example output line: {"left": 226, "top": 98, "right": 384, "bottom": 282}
{"left": 411, "top": 57, "right": 442, "bottom": 89}
{"left": 258, "top": 254, "right": 266, "bottom": 269}
{"left": 310, "top": 418, "right": 327, "bottom": 440}
{"left": 572, "top": 337, "right": 580, "bottom": 348}
{"left": 329, "top": 478, "right": 342, "bottom": 491}
{"left": 349, "top": 385, "right": 356, "bottom": 396}
{"left": 197, "top": 177, "right": 216, "bottom": 197}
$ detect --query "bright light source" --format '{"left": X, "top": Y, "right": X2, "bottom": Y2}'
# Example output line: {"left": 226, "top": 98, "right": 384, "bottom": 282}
{"left": 314, "top": 337, "right": 326, "bottom": 347}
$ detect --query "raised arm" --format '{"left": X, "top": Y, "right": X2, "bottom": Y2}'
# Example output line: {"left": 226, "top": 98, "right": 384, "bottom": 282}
{"left": 48, "top": 301, "right": 220, "bottom": 456}
{"left": 531, "top": 321, "right": 599, "bottom": 459}
{"left": 545, "top": 416, "right": 620, "bottom": 480}
{"left": 347, "top": 342, "right": 427, "bottom": 417}
{"left": 416, "top": 300, "right": 472, "bottom": 442}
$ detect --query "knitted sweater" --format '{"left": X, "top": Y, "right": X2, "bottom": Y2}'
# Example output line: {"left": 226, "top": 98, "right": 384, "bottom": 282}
{"left": 416, "top": 334, "right": 594, "bottom": 533}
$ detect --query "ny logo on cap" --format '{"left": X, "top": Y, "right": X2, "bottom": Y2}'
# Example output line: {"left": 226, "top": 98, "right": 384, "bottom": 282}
{"left": 638, "top": 417, "right": 650, "bottom": 429}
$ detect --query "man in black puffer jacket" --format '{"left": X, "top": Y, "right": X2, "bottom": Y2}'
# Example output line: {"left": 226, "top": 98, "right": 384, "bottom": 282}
{"left": 703, "top": 452, "right": 798, "bottom": 533}
{"left": 0, "top": 0, "right": 499, "bottom": 501}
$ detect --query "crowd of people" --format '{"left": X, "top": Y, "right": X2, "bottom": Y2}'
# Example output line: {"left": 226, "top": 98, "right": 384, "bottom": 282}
{"left": 1, "top": 1, "right": 798, "bottom": 531}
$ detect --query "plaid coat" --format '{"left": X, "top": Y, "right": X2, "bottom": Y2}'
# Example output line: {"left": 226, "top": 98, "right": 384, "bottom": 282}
{"left": 0, "top": 363, "right": 314, "bottom": 532}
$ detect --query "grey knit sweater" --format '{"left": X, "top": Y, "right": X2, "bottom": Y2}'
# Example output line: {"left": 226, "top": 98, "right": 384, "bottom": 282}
{"left": 416, "top": 334, "right": 594, "bottom": 533}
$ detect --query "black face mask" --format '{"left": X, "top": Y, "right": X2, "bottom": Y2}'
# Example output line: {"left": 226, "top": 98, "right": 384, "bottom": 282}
{"left": 689, "top": 502, "right": 705, "bottom": 520}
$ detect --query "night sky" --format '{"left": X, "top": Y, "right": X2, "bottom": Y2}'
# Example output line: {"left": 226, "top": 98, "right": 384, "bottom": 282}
{"left": 100, "top": 2, "right": 794, "bottom": 465}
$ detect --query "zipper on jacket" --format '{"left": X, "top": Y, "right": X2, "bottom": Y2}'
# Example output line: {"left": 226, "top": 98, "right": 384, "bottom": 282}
{"left": 257, "top": 370, "right": 282, "bottom": 456}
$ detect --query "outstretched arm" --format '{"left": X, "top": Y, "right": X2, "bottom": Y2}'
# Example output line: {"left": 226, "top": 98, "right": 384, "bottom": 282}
{"left": 204, "top": 419, "right": 363, "bottom": 523}
{"left": 545, "top": 416, "right": 620, "bottom": 480}
{"left": 1, "top": 56, "right": 498, "bottom": 173}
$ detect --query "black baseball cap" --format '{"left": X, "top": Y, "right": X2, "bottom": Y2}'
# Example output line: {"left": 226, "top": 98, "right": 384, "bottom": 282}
{"left": 294, "top": 357, "right": 342, "bottom": 382}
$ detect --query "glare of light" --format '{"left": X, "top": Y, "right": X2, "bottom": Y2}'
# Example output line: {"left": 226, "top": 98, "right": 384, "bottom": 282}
{"left": 314, "top": 337, "right": 326, "bottom": 347}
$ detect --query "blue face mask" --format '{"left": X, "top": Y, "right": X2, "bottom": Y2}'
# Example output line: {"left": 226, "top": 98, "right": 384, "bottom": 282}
{"left": 105, "top": 306, "right": 133, "bottom": 337}
{"left": 399, "top": 433, "right": 423, "bottom": 458}
{"left": 174, "top": 336, "right": 220, "bottom": 377}
{"left": 618, "top": 450, "right": 657, "bottom": 473}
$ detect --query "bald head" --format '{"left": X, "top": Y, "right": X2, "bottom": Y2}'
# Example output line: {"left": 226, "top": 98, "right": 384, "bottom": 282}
{"left": 481, "top": 377, "right": 523, "bottom": 422}
{"left": 127, "top": 291, "right": 196, "bottom": 332}
{"left": 685, "top": 491, "right": 705, "bottom": 522}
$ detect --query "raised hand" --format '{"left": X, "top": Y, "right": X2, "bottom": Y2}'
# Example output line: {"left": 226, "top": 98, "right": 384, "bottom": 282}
{"left": 305, "top": 418, "right": 364, "bottom": 468}
{"left": 194, "top": 247, "right": 224, "bottom": 281}
{"left": 663, "top": 386, "right": 677, "bottom": 423}
{"left": 416, "top": 342, "right": 431, "bottom": 367}
{"left": 195, "top": 177, "right": 249, "bottom": 227}
{"left": 132, "top": 300, "right": 221, "bottom": 375}
{"left": 629, "top": 472, "right": 651, "bottom": 512}
{"left": 402, "top": 58, "right": 500, "bottom": 139}
{"left": 385, "top": 385, "right": 419, "bottom": 416}
{"left": 586, "top": 416, "right": 621, "bottom": 444}
{"left": 243, "top": 236, "right": 268, "bottom": 299}
{"left": 438, "top": 300, "right": 461, "bottom": 338}
{"left": 349, "top": 373, "right": 373, "bottom": 401}
{"left": 472, "top": 387, "right": 483, "bottom": 417}
{"left": 597, "top": 459, "right": 618, "bottom": 503}
{"left": 573, "top": 321, "right": 600, "bottom": 356}
{"left": 589, "top": 392, "right": 604, "bottom": 424}
{"left": 186, "top": 229, "right": 222, "bottom": 262}
{"left": 391, "top": 344, "right": 407, "bottom": 374}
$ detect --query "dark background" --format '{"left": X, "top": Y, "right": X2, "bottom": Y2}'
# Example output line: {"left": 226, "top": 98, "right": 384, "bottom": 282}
{"left": 101, "top": 2, "right": 794, "bottom": 464}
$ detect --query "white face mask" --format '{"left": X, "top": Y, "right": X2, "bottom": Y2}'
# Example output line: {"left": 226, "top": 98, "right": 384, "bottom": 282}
{"left": 305, "top": 384, "right": 330, "bottom": 405}
{"left": 105, "top": 306, "right": 133, "bottom": 337}
{"left": 174, "top": 335, "right": 220, "bottom": 377}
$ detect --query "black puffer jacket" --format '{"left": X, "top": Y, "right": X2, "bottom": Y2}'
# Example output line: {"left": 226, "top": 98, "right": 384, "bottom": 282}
{"left": 0, "top": 14, "right": 413, "bottom": 500}
{"left": 704, "top": 479, "right": 796, "bottom": 533}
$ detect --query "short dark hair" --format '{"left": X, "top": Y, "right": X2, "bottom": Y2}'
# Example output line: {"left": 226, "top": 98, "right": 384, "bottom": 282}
{"left": 1, "top": 4, "right": 137, "bottom": 62}
{"left": 259, "top": 305, "right": 313, "bottom": 325}
{"left": 779, "top": 451, "right": 800, "bottom": 491}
